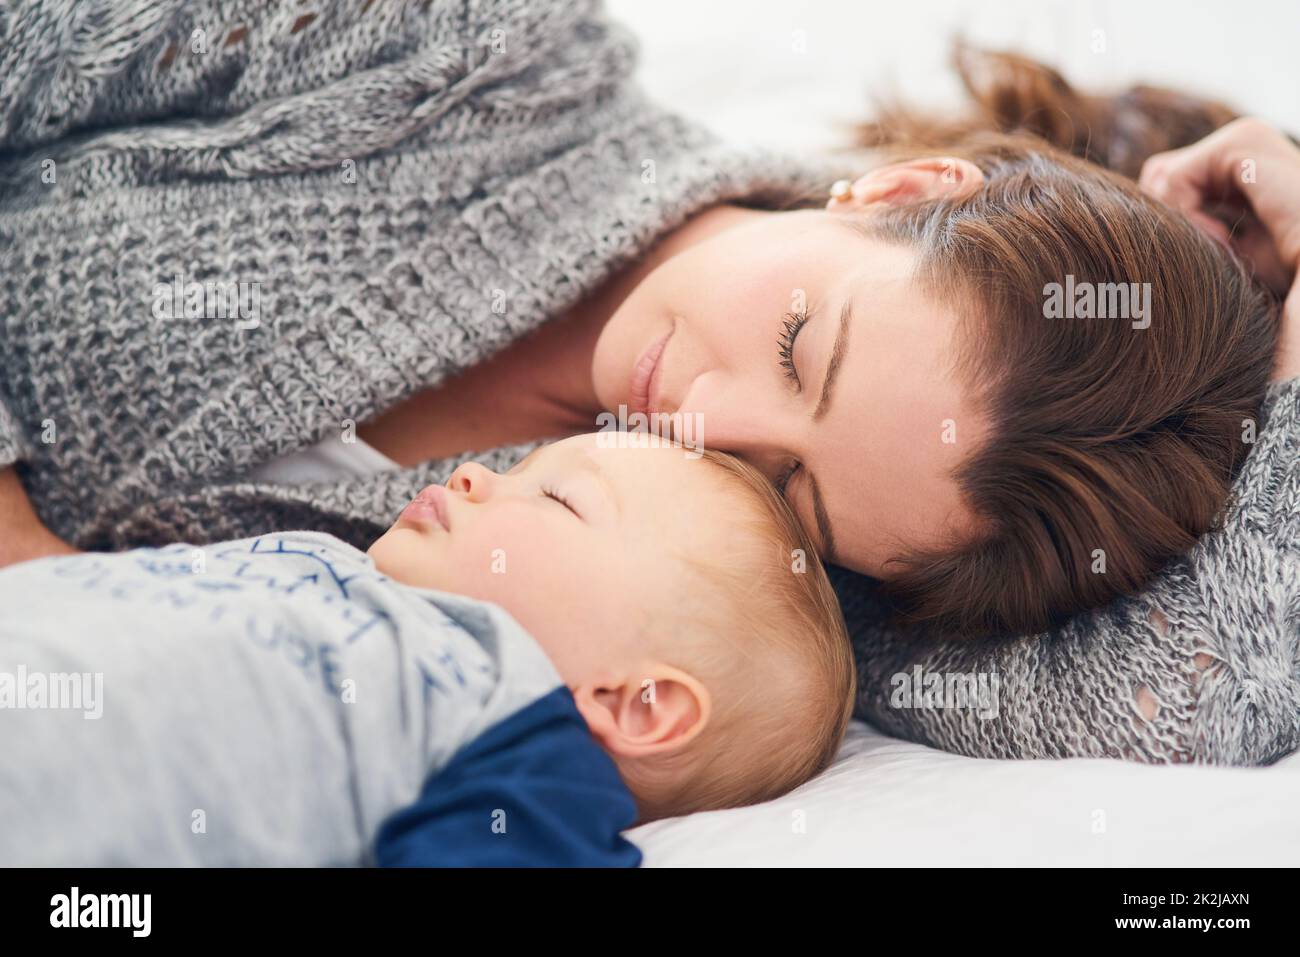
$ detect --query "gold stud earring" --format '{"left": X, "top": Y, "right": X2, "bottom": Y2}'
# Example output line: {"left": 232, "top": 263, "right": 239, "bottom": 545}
{"left": 829, "top": 179, "right": 853, "bottom": 202}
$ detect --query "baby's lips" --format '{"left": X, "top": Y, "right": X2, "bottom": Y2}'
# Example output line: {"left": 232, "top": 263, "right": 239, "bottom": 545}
{"left": 400, "top": 484, "right": 451, "bottom": 531}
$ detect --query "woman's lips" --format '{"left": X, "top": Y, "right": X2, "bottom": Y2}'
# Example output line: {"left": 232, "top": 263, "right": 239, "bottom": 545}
{"left": 630, "top": 325, "right": 673, "bottom": 417}
{"left": 400, "top": 484, "right": 450, "bottom": 531}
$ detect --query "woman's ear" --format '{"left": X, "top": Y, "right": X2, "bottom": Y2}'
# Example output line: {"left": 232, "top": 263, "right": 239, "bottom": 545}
{"left": 826, "top": 156, "right": 984, "bottom": 210}
{"left": 571, "top": 663, "right": 711, "bottom": 759}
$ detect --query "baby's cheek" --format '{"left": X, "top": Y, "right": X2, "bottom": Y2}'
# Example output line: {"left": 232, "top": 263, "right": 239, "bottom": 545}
{"left": 368, "top": 528, "right": 441, "bottom": 589}
{"left": 445, "top": 531, "right": 547, "bottom": 607}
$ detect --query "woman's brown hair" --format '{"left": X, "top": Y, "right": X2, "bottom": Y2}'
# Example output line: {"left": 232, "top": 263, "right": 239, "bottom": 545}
{"left": 856, "top": 42, "right": 1243, "bottom": 179}
{"left": 842, "top": 47, "right": 1279, "bottom": 637}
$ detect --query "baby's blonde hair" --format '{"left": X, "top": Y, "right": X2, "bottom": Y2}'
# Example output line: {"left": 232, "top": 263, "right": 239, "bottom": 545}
{"left": 618, "top": 448, "right": 856, "bottom": 822}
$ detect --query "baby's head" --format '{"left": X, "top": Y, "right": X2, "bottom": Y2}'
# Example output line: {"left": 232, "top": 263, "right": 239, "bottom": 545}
{"left": 368, "top": 433, "right": 854, "bottom": 821}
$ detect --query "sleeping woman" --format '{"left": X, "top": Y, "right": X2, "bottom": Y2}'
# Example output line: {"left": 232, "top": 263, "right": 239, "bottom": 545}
{"left": 0, "top": 0, "right": 1296, "bottom": 765}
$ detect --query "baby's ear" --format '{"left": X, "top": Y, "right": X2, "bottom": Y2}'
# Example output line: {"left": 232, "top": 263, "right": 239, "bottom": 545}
{"left": 572, "top": 664, "right": 711, "bottom": 759}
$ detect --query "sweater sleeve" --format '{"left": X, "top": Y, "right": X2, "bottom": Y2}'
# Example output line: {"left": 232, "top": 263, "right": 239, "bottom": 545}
{"left": 0, "top": 386, "right": 32, "bottom": 469}
{"left": 1230, "top": 375, "right": 1300, "bottom": 553}
{"left": 843, "top": 376, "right": 1300, "bottom": 766}
{"left": 0, "top": 0, "right": 630, "bottom": 180}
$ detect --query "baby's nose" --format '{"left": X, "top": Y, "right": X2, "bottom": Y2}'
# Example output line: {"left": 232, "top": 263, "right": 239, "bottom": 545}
{"left": 447, "top": 461, "right": 497, "bottom": 501}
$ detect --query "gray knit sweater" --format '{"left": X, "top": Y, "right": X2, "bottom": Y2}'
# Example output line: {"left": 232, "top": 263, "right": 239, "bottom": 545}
{"left": 1, "top": 0, "right": 1296, "bottom": 767}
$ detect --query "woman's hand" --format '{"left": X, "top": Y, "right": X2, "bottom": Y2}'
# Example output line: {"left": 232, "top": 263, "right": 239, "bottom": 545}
{"left": 0, "top": 467, "right": 79, "bottom": 570}
{"left": 1140, "top": 117, "right": 1300, "bottom": 381}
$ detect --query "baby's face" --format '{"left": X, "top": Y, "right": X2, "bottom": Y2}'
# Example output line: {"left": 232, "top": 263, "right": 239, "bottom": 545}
{"left": 367, "top": 434, "right": 726, "bottom": 684}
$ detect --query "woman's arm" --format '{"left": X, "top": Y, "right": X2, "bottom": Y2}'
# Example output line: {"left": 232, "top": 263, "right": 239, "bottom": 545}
{"left": 0, "top": 468, "right": 78, "bottom": 569}
{"left": 1278, "top": 280, "right": 1300, "bottom": 382}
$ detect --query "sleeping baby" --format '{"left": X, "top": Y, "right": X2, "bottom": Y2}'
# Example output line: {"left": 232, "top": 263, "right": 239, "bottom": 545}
{"left": 0, "top": 433, "right": 854, "bottom": 866}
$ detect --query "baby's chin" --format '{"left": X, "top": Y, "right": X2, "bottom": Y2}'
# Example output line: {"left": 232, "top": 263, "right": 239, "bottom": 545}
{"left": 365, "top": 525, "right": 444, "bottom": 589}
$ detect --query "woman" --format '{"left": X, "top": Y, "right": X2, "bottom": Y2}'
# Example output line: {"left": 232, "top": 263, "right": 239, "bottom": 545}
{"left": 1, "top": 1, "right": 1296, "bottom": 763}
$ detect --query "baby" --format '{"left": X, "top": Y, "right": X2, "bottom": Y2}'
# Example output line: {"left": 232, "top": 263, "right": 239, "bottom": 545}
{"left": 0, "top": 434, "right": 853, "bottom": 866}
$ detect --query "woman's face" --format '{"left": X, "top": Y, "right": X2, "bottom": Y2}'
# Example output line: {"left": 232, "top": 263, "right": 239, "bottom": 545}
{"left": 591, "top": 205, "right": 986, "bottom": 578}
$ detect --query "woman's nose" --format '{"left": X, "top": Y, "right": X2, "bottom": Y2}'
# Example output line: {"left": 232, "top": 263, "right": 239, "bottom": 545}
{"left": 728, "top": 446, "right": 794, "bottom": 485}
{"left": 446, "top": 461, "right": 497, "bottom": 501}
{"left": 692, "top": 410, "right": 794, "bottom": 484}
{"left": 680, "top": 372, "right": 804, "bottom": 482}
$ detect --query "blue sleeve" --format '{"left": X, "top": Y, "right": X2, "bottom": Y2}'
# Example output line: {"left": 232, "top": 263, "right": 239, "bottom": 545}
{"left": 373, "top": 687, "right": 642, "bottom": 867}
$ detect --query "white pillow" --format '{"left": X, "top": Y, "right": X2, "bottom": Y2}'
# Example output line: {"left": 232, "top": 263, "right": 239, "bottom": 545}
{"left": 629, "top": 722, "right": 1300, "bottom": 866}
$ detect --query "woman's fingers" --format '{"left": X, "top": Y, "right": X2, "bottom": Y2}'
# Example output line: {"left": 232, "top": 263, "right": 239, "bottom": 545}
{"left": 1140, "top": 148, "right": 1222, "bottom": 223}
{"left": 1140, "top": 118, "right": 1300, "bottom": 382}
{"left": 1140, "top": 118, "right": 1300, "bottom": 284}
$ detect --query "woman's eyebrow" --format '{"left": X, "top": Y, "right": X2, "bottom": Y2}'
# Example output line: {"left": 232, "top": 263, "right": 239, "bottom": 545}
{"left": 807, "top": 471, "right": 837, "bottom": 565}
{"left": 812, "top": 298, "right": 853, "bottom": 421}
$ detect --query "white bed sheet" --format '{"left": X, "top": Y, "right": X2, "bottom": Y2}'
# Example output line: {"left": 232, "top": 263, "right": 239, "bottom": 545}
{"left": 630, "top": 722, "right": 1300, "bottom": 866}
{"left": 608, "top": 0, "right": 1300, "bottom": 153}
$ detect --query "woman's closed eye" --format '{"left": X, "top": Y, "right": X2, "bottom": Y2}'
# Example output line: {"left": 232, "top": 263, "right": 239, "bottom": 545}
{"left": 779, "top": 462, "right": 833, "bottom": 561}
{"left": 777, "top": 308, "right": 810, "bottom": 390}
{"left": 776, "top": 460, "right": 801, "bottom": 496}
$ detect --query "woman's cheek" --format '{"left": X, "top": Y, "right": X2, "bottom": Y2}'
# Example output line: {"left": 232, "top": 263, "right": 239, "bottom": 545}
{"left": 591, "top": 308, "right": 647, "bottom": 409}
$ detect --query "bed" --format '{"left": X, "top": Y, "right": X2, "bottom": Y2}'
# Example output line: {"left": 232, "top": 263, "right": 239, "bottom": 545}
{"left": 631, "top": 720, "right": 1300, "bottom": 866}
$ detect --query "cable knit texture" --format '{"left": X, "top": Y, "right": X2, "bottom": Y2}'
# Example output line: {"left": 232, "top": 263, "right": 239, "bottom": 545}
{"left": 1, "top": 0, "right": 1296, "bottom": 767}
